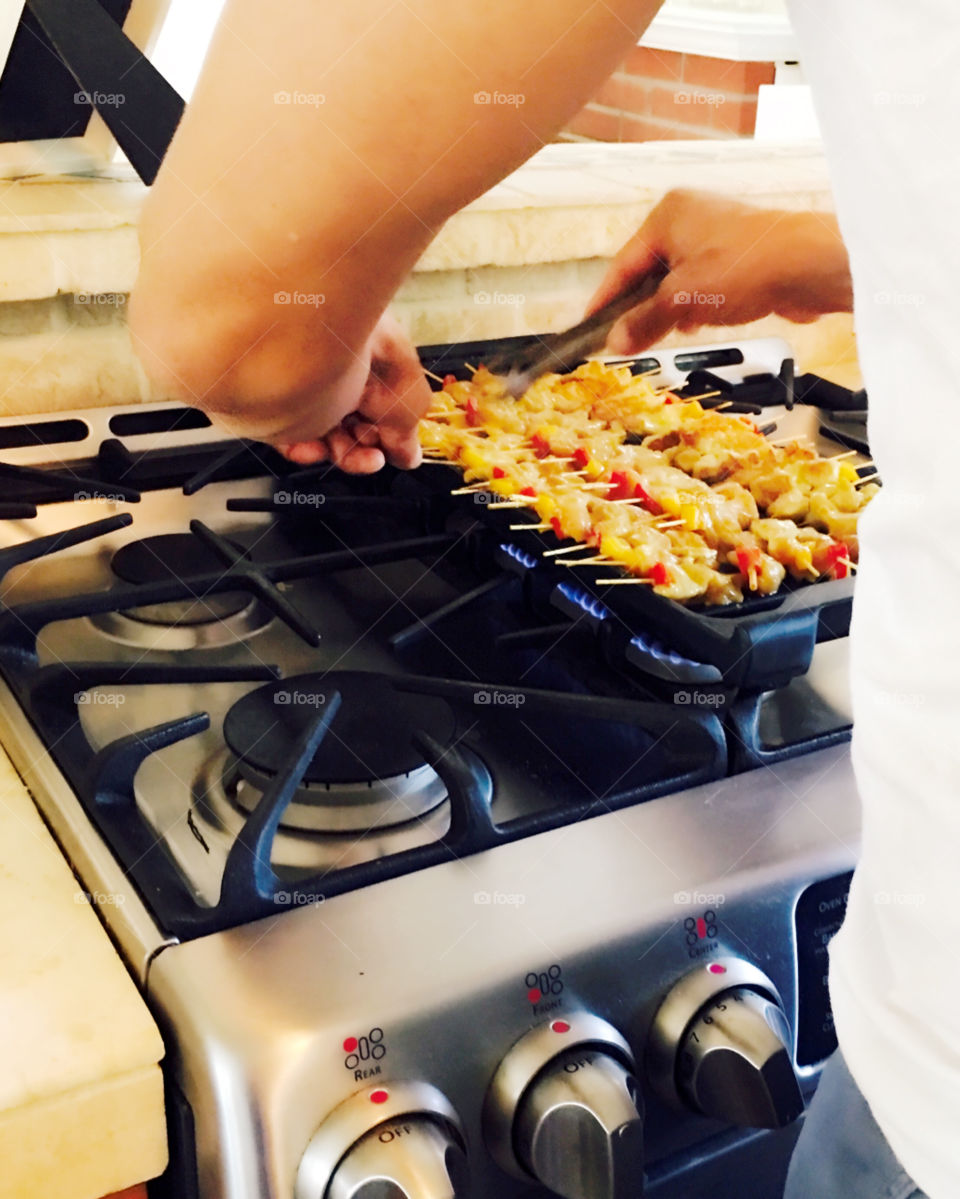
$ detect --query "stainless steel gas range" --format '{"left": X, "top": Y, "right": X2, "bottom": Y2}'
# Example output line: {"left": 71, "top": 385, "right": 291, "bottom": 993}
{"left": 0, "top": 339, "right": 861, "bottom": 1199}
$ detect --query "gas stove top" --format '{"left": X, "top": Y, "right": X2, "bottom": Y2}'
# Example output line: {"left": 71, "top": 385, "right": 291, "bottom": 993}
{"left": 0, "top": 338, "right": 861, "bottom": 1199}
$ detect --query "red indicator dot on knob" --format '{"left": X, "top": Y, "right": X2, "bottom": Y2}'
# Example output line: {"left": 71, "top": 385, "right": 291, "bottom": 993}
{"left": 342, "top": 1036, "right": 358, "bottom": 1052}
{"left": 527, "top": 988, "right": 542, "bottom": 1003}
{"left": 370, "top": 1089, "right": 389, "bottom": 1104}
{"left": 708, "top": 963, "right": 727, "bottom": 975}
{"left": 551, "top": 1020, "right": 571, "bottom": 1034}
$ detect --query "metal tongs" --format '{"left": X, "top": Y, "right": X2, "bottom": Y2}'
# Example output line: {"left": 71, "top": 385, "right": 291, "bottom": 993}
{"left": 483, "top": 262, "right": 669, "bottom": 398}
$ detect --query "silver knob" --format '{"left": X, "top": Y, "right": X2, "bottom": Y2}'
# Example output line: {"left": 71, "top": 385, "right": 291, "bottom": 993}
{"left": 296, "top": 1082, "right": 467, "bottom": 1199}
{"left": 676, "top": 986, "right": 803, "bottom": 1128}
{"left": 483, "top": 1014, "right": 644, "bottom": 1199}
{"left": 514, "top": 1047, "right": 644, "bottom": 1199}
{"left": 646, "top": 958, "right": 804, "bottom": 1130}
{"left": 326, "top": 1115, "right": 468, "bottom": 1199}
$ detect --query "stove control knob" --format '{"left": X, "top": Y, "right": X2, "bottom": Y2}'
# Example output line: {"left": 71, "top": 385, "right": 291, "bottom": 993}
{"left": 483, "top": 1014, "right": 644, "bottom": 1199}
{"left": 646, "top": 958, "right": 804, "bottom": 1129}
{"left": 326, "top": 1116, "right": 467, "bottom": 1199}
{"left": 296, "top": 1083, "right": 468, "bottom": 1199}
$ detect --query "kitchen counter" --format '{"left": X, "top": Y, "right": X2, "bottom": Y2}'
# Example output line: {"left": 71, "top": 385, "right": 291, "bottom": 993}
{"left": 0, "top": 743, "right": 167, "bottom": 1199}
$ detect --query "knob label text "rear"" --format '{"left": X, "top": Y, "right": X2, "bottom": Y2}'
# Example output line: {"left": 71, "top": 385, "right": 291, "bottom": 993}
{"left": 343, "top": 1027, "right": 387, "bottom": 1080}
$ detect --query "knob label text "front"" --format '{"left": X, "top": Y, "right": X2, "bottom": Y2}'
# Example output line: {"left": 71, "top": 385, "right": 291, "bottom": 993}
{"left": 525, "top": 964, "right": 565, "bottom": 1015}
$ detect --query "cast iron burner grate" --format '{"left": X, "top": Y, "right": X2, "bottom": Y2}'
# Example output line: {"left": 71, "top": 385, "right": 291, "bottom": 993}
{"left": 222, "top": 672, "right": 456, "bottom": 832}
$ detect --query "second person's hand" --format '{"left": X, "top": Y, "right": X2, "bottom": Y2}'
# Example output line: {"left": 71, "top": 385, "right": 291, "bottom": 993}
{"left": 587, "top": 189, "right": 853, "bottom": 355}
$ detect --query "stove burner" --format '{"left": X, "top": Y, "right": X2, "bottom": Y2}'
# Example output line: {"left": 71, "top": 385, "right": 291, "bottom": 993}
{"left": 222, "top": 672, "right": 456, "bottom": 832}
{"left": 111, "top": 533, "right": 251, "bottom": 624}
{"left": 91, "top": 533, "right": 272, "bottom": 648}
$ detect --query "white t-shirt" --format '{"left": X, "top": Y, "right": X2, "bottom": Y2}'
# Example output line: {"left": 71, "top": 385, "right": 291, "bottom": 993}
{"left": 786, "top": 3, "right": 960, "bottom": 1196}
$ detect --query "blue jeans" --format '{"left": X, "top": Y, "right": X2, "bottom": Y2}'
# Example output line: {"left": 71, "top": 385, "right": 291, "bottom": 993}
{"left": 785, "top": 1050, "right": 928, "bottom": 1199}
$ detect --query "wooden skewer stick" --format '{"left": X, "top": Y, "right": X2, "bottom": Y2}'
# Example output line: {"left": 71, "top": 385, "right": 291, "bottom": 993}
{"left": 608, "top": 498, "right": 645, "bottom": 506}
{"left": 579, "top": 481, "right": 613, "bottom": 490}
{"left": 685, "top": 391, "right": 723, "bottom": 404}
{"left": 712, "top": 400, "right": 734, "bottom": 411}
{"left": 423, "top": 368, "right": 446, "bottom": 384}
{"left": 557, "top": 556, "right": 614, "bottom": 567}
{"left": 489, "top": 499, "right": 536, "bottom": 509}
{"left": 542, "top": 544, "right": 590, "bottom": 557}
{"left": 655, "top": 519, "right": 684, "bottom": 529}
{"left": 856, "top": 473, "right": 880, "bottom": 486}
{"left": 830, "top": 448, "right": 860, "bottom": 460}
{"left": 450, "top": 483, "right": 489, "bottom": 495}
{"left": 509, "top": 522, "right": 550, "bottom": 531}
{"left": 463, "top": 361, "right": 478, "bottom": 374}
{"left": 594, "top": 577, "right": 657, "bottom": 585}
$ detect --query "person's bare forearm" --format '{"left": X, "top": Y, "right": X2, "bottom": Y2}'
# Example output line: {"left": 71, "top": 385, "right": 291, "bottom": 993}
{"left": 131, "top": 0, "right": 660, "bottom": 441}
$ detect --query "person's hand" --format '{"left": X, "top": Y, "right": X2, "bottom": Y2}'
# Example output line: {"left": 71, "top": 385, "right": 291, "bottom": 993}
{"left": 588, "top": 189, "right": 853, "bottom": 355}
{"left": 275, "top": 314, "right": 433, "bottom": 474}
